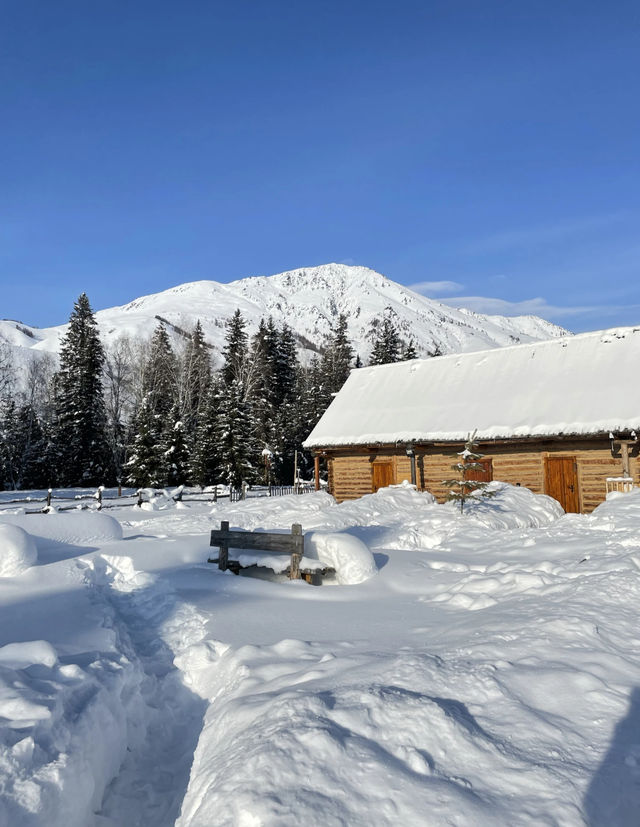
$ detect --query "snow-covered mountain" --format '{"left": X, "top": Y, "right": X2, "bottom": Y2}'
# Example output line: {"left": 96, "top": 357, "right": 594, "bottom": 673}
{"left": 0, "top": 263, "right": 568, "bottom": 370}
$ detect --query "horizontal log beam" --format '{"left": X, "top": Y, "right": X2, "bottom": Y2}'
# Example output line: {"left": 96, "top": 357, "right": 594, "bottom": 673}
{"left": 210, "top": 528, "right": 303, "bottom": 554}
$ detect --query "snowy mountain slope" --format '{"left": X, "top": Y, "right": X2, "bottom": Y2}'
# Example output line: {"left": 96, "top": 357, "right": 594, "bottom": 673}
{"left": 0, "top": 263, "right": 568, "bottom": 370}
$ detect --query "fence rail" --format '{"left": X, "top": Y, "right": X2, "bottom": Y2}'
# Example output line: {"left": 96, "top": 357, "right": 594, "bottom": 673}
{"left": 0, "top": 482, "right": 318, "bottom": 513}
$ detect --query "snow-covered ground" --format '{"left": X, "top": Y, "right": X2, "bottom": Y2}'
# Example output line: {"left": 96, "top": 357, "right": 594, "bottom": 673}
{"left": 1, "top": 482, "right": 639, "bottom": 825}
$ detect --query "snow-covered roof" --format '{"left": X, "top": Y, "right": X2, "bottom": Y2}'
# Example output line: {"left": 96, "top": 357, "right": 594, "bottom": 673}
{"left": 303, "top": 327, "right": 640, "bottom": 448}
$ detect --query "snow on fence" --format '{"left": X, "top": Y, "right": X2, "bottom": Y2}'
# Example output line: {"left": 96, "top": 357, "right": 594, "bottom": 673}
{"left": 0, "top": 482, "right": 318, "bottom": 514}
{"left": 605, "top": 477, "right": 635, "bottom": 494}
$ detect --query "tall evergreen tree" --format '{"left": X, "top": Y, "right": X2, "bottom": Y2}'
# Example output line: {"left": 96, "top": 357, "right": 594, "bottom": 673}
{"left": 271, "top": 323, "right": 300, "bottom": 482}
{"left": 321, "top": 313, "right": 354, "bottom": 395}
{"left": 125, "top": 323, "right": 178, "bottom": 487}
{"left": 181, "top": 320, "right": 211, "bottom": 436}
{"left": 216, "top": 378, "right": 256, "bottom": 488}
{"left": 249, "top": 317, "right": 279, "bottom": 452}
{"left": 369, "top": 308, "right": 402, "bottom": 366}
{"left": 164, "top": 405, "right": 190, "bottom": 486}
{"left": 125, "top": 396, "right": 166, "bottom": 488}
{"left": 190, "top": 379, "right": 223, "bottom": 487}
{"left": 221, "top": 309, "right": 249, "bottom": 387}
{"left": 52, "top": 293, "right": 110, "bottom": 485}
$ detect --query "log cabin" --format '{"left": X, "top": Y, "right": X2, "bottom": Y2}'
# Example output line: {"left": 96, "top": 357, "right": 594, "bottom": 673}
{"left": 303, "top": 327, "right": 640, "bottom": 513}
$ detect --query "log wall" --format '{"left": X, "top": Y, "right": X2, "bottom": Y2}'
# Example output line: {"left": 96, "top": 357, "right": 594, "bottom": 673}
{"left": 323, "top": 439, "right": 639, "bottom": 513}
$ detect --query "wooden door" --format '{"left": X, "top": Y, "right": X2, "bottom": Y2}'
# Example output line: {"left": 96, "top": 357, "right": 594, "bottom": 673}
{"left": 545, "top": 457, "right": 580, "bottom": 512}
{"left": 372, "top": 462, "right": 394, "bottom": 492}
{"left": 465, "top": 457, "right": 493, "bottom": 482}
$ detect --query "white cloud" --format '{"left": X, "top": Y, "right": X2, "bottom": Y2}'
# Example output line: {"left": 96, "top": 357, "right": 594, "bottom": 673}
{"left": 408, "top": 280, "right": 464, "bottom": 295}
{"left": 439, "top": 295, "right": 640, "bottom": 320}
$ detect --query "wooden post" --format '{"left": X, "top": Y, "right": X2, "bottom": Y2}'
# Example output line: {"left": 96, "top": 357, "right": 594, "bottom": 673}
{"left": 117, "top": 479, "right": 122, "bottom": 498}
{"left": 314, "top": 455, "right": 320, "bottom": 491}
{"left": 137, "top": 489, "right": 143, "bottom": 507}
{"left": 405, "top": 444, "right": 416, "bottom": 486}
{"left": 241, "top": 481, "right": 247, "bottom": 500}
{"left": 213, "top": 484, "right": 217, "bottom": 503}
{"left": 289, "top": 523, "right": 303, "bottom": 579}
{"left": 621, "top": 441, "right": 631, "bottom": 478}
{"left": 97, "top": 487, "right": 103, "bottom": 510}
{"left": 293, "top": 450, "right": 299, "bottom": 493}
{"left": 46, "top": 489, "right": 52, "bottom": 509}
{"left": 218, "top": 520, "right": 229, "bottom": 571}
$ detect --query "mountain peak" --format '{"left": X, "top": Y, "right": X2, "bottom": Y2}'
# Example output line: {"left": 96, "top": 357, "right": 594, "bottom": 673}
{"left": 1, "top": 264, "right": 569, "bottom": 369}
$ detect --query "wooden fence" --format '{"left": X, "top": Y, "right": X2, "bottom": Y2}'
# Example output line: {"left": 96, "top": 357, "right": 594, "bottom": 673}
{"left": 0, "top": 483, "right": 318, "bottom": 514}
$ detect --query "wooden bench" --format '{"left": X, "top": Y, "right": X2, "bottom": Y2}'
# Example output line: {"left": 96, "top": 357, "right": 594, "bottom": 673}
{"left": 208, "top": 521, "right": 332, "bottom": 583}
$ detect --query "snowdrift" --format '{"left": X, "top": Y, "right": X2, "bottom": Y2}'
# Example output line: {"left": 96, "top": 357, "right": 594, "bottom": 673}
{"left": 0, "top": 524, "right": 37, "bottom": 576}
{"left": 0, "top": 512, "right": 123, "bottom": 549}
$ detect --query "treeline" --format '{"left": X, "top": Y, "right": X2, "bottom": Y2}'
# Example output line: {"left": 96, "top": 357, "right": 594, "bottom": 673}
{"left": 0, "top": 296, "right": 425, "bottom": 491}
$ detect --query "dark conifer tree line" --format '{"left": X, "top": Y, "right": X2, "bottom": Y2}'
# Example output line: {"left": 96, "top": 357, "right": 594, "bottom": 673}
{"left": 0, "top": 295, "right": 430, "bottom": 490}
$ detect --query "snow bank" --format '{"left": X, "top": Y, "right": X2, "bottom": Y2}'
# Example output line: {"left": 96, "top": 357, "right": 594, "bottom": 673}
{"left": 0, "top": 512, "right": 122, "bottom": 548}
{"left": 0, "top": 640, "right": 142, "bottom": 827}
{"left": 305, "top": 531, "right": 377, "bottom": 584}
{"left": 209, "top": 484, "right": 561, "bottom": 555}
{"left": 0, "top": 524, "right": 37, "bottom": 576}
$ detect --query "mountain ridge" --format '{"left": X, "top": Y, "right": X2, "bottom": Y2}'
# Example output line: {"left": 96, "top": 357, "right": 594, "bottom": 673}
{"left": 0, "top": 263, "right": 569, "bottom": 369}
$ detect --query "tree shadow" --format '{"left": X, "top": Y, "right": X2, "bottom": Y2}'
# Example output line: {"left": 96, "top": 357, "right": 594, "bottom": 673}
{"left": 584, "top": 687, "right": 640, "bottom": 826}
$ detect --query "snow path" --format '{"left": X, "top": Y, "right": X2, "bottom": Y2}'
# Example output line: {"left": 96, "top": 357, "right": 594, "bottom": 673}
{"left": 79, "top": 555, "right": 208, "bottom": 827}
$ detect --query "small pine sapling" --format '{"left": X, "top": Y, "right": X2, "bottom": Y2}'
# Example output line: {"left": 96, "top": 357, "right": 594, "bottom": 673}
{"left": 443, "top": 430, "right": 495, "bottom": 513}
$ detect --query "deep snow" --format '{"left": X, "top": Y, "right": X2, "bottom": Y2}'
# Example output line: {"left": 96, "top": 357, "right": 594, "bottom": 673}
{"left": 1, "top": 483, "right": 640, "bottom": 825}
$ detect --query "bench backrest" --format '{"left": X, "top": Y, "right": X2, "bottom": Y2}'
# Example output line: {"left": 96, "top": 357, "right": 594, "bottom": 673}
{"left": 210, "top": 521, "right": 304, "bottom": 578}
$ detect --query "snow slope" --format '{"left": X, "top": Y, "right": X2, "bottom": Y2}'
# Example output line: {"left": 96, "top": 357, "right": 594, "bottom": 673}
{"left": 0, "top": 264, "right": 568, "bottom": 373}
{"left": 1, "top": 483, "right": 640, "bottom": 825}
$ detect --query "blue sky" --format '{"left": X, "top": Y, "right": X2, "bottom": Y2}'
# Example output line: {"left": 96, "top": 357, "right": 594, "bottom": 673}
{"left": 1, "top": 0, "right": 639, "bottom": 331}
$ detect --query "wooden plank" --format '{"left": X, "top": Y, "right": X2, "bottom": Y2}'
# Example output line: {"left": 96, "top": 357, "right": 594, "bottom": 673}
{"left": 210, "top": 529, "right": 301, "bottom": 553}
{"left": 218, "top": 520, "right": 229, "bottom": 570}
{"left": 289, "top": 523, "right": 303, "bottom": 580}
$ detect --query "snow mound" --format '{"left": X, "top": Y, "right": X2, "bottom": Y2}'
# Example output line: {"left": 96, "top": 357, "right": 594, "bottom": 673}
{"left": 450, "top": 481, "right": 565, "bottom": 528}
{"left": 208, "top": 484, "right": 561, "bottom": 556}
{"left": 0, "top": 524, "right": 38, "bottom": 576}
{"left": 305, "top": 531, "right": 377, "bottom": 584}
{"left": 0, "top": 512, "right": 123, "bottom": 548}
{"left": 0, "top": 642, "right": 140, "bottom": 827}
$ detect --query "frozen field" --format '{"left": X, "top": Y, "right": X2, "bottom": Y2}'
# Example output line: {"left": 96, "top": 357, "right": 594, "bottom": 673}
{"left": 1, "top": 482, "right": 639, "bottom": 826}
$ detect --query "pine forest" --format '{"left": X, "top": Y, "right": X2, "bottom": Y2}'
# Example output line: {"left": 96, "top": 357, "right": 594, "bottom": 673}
{"left": 0, "top": 295, "right": 423, "bottom": 491}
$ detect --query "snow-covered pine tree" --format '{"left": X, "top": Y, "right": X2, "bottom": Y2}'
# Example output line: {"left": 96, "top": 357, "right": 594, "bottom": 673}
{"left": 221, "top": 309, "right": 249, "bottom": 388}
{"left": 52, "top": 293, "right": 111, "bottom": 486}
{"left": 271, "top": 323, "right": 300, "bottom": 482}
{"left": 442, "top": 430, "right": 495, "bottom": 513}
{"left": 190, "top": 378, "right": 223, "bottom": 487}
{"left": 164, "top": 405, "right": 190, "bottom": 486}
{"left": 248, "top": 317, "right": 279, "bottom": 453}
{"left": 125, "top": 323, "right": 177, "bottom": 487}
{"left": 125, "top": 396, "right": 166, "bottom": 488}
{"left": 216, "top": 378, "right": 256, "bottom": 488}
{"left": 402, "top": 338, "right": 418, "bottom": 360}
{"left": 369, "top": 308, "right": 402, "bottom": 366}
{"left": 1, "top": 402, "right": 48, "bottom": 490}
{"left": 181, "top": 320, "right": 211, "bottom": 439}
{"left": 273, "top": 323, "right": 298, "bottom": 407}
{"left": 320, "top": 313, "right": 354, "bottom": 396}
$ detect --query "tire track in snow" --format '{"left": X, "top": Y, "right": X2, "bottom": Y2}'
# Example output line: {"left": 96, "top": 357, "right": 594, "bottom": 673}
{"left": 80, "top": 555, "right": 208, "bottom": 827}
